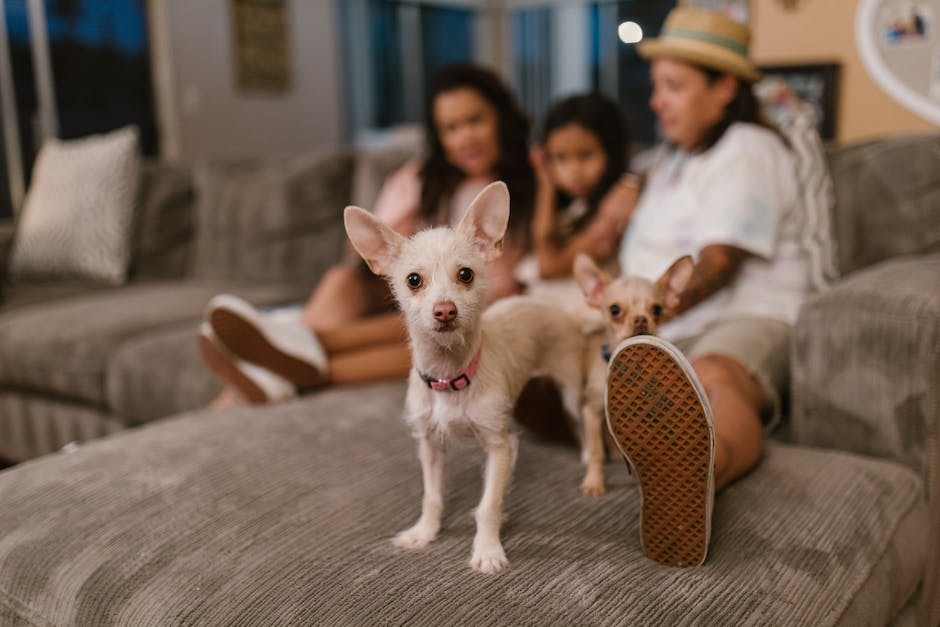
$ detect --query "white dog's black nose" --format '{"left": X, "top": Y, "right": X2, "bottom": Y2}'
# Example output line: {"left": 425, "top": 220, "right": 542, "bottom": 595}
{"left": 433, "top": 301, "right": 457, "bottom": 322}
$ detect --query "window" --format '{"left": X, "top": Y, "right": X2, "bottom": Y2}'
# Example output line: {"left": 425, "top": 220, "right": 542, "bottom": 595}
{"left": 0, "top": 0, "right": 156, "bottom": 218}
{"left": 340, "top": 0, "right": 476, "bottom": 135}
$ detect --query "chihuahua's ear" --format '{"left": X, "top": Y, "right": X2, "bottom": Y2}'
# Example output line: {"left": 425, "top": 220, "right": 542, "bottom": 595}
{"left": 457, "top": 181, "right": 510, "bottom": 260}
{"left": 344, "top": 206, "right": 406, "bottom": 277}
{"left": 573, "top": 253, "right": 612, "bottom": 308}
{"left": 656, "top": 255, "right": 695, "bottom": 310}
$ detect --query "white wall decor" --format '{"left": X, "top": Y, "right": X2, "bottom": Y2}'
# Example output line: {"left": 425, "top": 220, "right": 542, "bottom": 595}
{"left": 857, "top": 0, "right": 940, "bottom": 125}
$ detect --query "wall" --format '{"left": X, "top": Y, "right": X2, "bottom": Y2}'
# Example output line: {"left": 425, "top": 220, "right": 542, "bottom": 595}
{"left": 149, "top": 0, "right": 343, "bottom": 163}
{"left": 749, "top": 0, "right": 937, "bottom": 143}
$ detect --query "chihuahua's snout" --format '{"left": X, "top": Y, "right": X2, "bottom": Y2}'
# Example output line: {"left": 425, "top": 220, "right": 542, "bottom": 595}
{"left": 433, "top": 300, "right": 458, "bottom": 322}
{"left": 633, "top": 315, "right": 649, "bottom": 334}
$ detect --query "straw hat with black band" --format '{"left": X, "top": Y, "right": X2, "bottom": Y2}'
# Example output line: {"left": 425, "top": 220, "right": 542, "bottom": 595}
{"left": 636, "top": 8, "right": 762, "bottom": 84}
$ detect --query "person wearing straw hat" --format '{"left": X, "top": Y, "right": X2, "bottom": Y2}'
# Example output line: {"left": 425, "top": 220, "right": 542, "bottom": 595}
{"left": 603, "top": 7, "right": 811, "bottom": 567}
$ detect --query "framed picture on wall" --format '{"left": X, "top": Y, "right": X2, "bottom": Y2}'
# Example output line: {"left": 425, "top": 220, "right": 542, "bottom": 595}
{"left": 231, "top": 0, "right": 293, "bottom": 94}
{"left": 757, "top": 62, "right": 841, "bottom": 139}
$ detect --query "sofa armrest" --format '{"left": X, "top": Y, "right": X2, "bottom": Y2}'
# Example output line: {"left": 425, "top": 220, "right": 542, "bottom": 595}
{"left": 791, "top": 252, "right": 940, "bottom": 626}
{"left": 791, "top": 253, "right": 940, "bottom": 475}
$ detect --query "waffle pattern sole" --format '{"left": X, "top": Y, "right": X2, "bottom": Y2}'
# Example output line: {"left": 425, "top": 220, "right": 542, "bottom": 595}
{"left": 198, "top": 334, "right": 267, "bottom": 405}
{"left": 606, "top": 340, "right": 713, "bottom": 567}
{"left": 210, "top": 309, "right": 323, "bottom": 389}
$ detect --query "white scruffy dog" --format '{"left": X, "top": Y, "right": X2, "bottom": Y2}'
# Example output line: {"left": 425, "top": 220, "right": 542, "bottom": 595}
{"left": 344, "top": 182, "right": 584, "bottom": 574}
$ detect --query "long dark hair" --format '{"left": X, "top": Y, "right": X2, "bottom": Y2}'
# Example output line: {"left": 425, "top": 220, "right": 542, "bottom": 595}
{"left": 419, "top": 64, "right": 535, "bottom": 246}
{"left": 696, "top": 66, "right": 785, "bottom": 152}
{"left": 541, "top": 92, "right": 629, "bottom": 239}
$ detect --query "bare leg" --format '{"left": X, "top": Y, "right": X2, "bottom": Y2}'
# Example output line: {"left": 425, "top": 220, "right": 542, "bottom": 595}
{"left": 393, "top": 435, "right": 446, "bottom": 548}
{"left": 470, "top": 433, "right": 518, "bottom": 574}
{"left": 297, "top": 264, "right": 412, "bottom": 384}
{"left": 209, "top": 386, "right": 244, "bottom": 410}
{"left": 302, "top": 264, "right": 391, "bottom": 331}
{"left": 318, "top": 313, "right": 407, "bottom": 354}
{"left": 691, "top": 354, "right": 766, "bottom": 490}
{"left": 327, "top": 342, "right": 412, "bottom": 384}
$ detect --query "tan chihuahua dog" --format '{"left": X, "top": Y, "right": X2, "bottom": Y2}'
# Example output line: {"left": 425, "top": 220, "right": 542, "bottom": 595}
{"left": 572, "top": 253, "right": 694, "bottom": 496}
{"left": 344, "top": 182, "right": 584, "bottom": 574}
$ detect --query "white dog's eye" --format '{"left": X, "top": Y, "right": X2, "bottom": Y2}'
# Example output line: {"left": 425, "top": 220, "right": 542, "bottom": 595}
{"left": 609, "top": 304, "right": 622, "bottom": 318}
{"left": 651, "top": 304, "right": 663, "bottom": 318}
{"left": 406, "top": 273, "right": 422, "bottom": 289}
{"left": 457, "top": 267, "right": 474, "bottom": 284}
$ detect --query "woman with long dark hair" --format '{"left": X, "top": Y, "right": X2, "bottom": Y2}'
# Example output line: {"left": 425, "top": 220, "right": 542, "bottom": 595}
{"left": 200, "top": 63, "right": 535, "bottom": 408}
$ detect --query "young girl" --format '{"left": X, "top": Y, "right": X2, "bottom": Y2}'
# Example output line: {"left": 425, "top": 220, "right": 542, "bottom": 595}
{"left": 513, "top": 93, "right": 638, "bottom": 441}
{"left": 525, "top": 92, "right": 639, "bottom": 288}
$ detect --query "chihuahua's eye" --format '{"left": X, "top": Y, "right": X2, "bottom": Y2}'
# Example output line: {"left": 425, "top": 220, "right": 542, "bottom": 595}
{"left": 651, "top": 304, "right": 663, "bottom": 318}
{"left": 457, "top": 267, "right": 474, "bottom": 284}
{"left": 609, "top": 304, "right": 622, "bottom": 318}
{"left": 406, "top": 273, "right": 422, "bottom": 289}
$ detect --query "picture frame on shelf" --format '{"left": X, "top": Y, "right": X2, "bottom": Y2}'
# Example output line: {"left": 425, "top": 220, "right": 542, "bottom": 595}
{"left": 757, "top": 62, "right": 841, "bottom": 140}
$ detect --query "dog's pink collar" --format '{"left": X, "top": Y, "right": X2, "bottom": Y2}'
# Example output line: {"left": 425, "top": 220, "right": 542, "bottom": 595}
{"left": 418, "top": 346, "right": 482, "bottom": 392}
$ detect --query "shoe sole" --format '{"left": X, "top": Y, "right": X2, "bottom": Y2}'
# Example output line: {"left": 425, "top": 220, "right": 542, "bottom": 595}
{"left": 198, "top": 334, "right": 268, "bottom": 405}
{"left": 209, "top": 308, "right": 323, "bottom": 388}
{"left": 605, "top": 336, "right": 714, "bottom": 567}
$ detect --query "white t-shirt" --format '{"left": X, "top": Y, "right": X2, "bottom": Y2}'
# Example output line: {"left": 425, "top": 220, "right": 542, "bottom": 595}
{"left": 619, "top": 123, "right": 810, "bottom": 342}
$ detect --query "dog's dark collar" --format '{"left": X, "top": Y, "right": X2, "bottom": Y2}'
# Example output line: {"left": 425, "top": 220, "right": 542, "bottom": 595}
{"left": 418, "top": 346, "right": 482, "bottom": 392}
{"left": 601, "top": 343, "right": 612, "bottom": 363}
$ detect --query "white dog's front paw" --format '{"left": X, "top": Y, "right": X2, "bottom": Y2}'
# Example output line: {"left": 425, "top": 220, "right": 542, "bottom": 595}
{"left": 580, "top": 471, "right": 606, "bottom": 497}
{"left": 470, "top": 542, "right": 509, "bottom": 574}
{"left": 393, "top": 524, "right": 438, "bottom": 549}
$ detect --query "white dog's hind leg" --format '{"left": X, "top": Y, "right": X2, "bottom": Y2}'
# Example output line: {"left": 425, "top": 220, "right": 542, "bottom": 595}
{"left": 393, "top": 435, "right": 445, "bottom": 549}
{"left": 470, "top": 433, "right": 517, "bottom": 574}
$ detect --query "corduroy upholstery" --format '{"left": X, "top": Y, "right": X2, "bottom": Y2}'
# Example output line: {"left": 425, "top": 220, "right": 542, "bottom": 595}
{"left": 0, "top": 383, "right": 928, "bottom": 626}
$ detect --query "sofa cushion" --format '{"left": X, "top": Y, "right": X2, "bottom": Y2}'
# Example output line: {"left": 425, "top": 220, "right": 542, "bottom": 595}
{"left": 129, "top": 161, "right": 196, "bottom": 280}
{"left": 0, "top": 280, "right": 111, "bottom": 311}
{"left": 0, "top": 383, "right": 925, "bottom": 625}
{"left": 0, "top": 392, "right": 124, "bottom": 463}
{"left": 827, "top": 133, "right": 940, "bottom": 276}
{"left": 191, "top": 148, "right": 353, "bottom": 286}
{"left": 106, "top": 323, "right": 223, "bottom": 427}
{"left": 0, "top": 280, "right": 309, "bottom": 408}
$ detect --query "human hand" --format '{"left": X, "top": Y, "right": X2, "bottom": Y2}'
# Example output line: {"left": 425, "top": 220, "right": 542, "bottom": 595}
{"left": 583, "top": 219, "right": 619, "bottom": 260}
{"left": 529, "top": 145, "right": 553, "bottom": 189}
{"left": 596, "top": 175, "right": 640, "bottom": 235}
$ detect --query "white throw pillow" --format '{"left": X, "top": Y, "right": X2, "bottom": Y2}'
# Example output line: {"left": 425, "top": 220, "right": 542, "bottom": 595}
{"left": 756, "top": 80, "right": 839, "bottom": 291}
{"left": 9, "top": 125, "right": 140, "bottom": 284}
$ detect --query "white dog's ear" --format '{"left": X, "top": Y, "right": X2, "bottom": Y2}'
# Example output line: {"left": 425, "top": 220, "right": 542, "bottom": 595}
{"left": 573, "top": 253, "right": 611, "bottom": 308}
{"left": 456, "top": 181, "right": 510, "bottom": 260}
{"left": 344, "top": 206, "right": 406, "bottom": 276}
{"left": 656, "top": 255, "right": 695, "bottom": 310}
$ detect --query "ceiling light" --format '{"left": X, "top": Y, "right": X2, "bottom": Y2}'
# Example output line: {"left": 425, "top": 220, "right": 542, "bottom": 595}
{"left": 618, "top": 21, "right": 643, "bottom": 44}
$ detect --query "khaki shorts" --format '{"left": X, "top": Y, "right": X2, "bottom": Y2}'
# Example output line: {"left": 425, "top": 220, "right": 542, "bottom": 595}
{"left": 672, "top": 318, "right": 790, "bottom": 432}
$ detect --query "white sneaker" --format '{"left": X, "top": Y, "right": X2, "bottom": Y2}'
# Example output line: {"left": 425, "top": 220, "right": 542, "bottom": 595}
{"left": 206, "top": 294, "right": 328, "bottom": 389}
{"left": 198, "top": 323, "right": 296, "bottom": 404}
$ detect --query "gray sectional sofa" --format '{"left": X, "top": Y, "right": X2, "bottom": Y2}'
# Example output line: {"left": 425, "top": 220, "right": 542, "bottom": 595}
{"left": 0, "top": 145, "right": 411, "bottom": 463}
{"left": 0, "top": 134, "right": 938, "bottom": 626}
